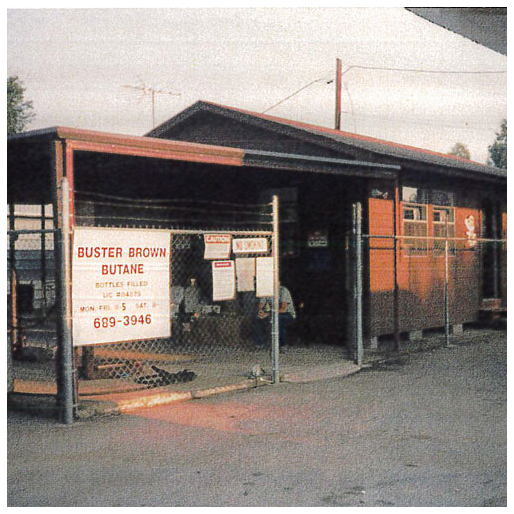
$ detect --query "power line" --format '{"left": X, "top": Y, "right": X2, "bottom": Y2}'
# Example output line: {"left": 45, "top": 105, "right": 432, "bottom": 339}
{"left": 341, "top": 64, "right": 506, "bottom": 76}
{"left": 262, "top": 76, "right": 333, "bottom": 114}
{"left": 262, "top": 64, "right": 506, "bottom": 114}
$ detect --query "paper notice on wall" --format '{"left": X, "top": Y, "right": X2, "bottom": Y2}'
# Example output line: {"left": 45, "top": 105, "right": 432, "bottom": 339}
{"left": 212, "top": 260, "right": 236, "bottom": 301}
{"left": 235, "top": 257, "right": 255, "bottom": 292}
{"left": 233, "top": 237, "right": 268, "bottom": 254}
{"left": 204, "top": 234, "right": 232, "bottom": 260}
{"left": 256, "top": 257, "right": 274, "bottom": 297}
{"left": 71, "top": 227, "right": 171, "bottom": 346}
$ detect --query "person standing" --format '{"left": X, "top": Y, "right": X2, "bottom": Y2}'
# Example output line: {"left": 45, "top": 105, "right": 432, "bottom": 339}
{"left": 256, "top": 285, "right": 296, "bottom": 349}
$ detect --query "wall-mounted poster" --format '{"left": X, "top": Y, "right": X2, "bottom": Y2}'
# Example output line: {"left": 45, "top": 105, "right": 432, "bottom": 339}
{"left": 212, "top": 260, "right": 236, "bottom": 301}
{"left": 307, "top": 229, "right": 329, "bottom": 248}
{"left": 236, "top": 257, "right": 256, "bottom": 292}
{"left": 256, "top": 257, "right": 274, "bottom": 297}
{"left": 465, "top": 215, "right": 477, "bottom": 247}
{"left": 232, "top": 238, "right": 268, "bottom": 254}
{"left": 204, "top": 234, "right": 232, "bottom": 259}
{"left": 72, "top": 227, "right": 171, "bottom": 346}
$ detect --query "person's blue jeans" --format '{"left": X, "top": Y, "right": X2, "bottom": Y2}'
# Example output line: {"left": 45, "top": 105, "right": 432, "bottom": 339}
{"left": 254, "top": 316, "right": 270, "bottom": 347}
{"left": 279, "top": 313, "right": 294, "bottom": 347}
{"left": 254, "top": 313, "right": 294, "bottom": 347}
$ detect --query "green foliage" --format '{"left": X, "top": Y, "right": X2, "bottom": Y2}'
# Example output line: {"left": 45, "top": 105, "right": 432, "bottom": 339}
{"left": 448, "top": 142, "right": 470, "bottom": 160}
{"left": 488, "top": 119, "right": 507, "bottom": 169}
{"left": 7, "top": 76, "right": 35, "bottom": 135}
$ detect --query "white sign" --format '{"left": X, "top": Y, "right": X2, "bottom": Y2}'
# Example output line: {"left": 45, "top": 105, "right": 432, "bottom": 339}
{"left": 256, "top": 257, "right": 274, "bottom": 297}
{"left": 72, "top": 228, "right": 171, "bottom": 346}
{"left": 236, "top": 257, "right": 256, "bottom": 292}
{"left": 307, "top": 230, "right": 329, "bottom": 248}
{"left": 204, "top": 234, "right": 231, "bottom": 259}
{"left": 232, "top": 238, "right": 268, "bottom": 254}
{"left": 212, "top": 260, "right": 236, "bottom": 301}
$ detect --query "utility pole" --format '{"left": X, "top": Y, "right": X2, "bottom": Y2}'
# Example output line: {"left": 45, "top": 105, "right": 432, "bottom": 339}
{"left": 335, "top": 58, "right": 342, "bottom": 130}
{"left": 122, "top": 82, "right": 181, "bottom": 128}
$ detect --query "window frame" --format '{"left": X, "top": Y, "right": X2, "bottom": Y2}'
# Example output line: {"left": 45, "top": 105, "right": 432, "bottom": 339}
{"left": 400, "top": 186, "right": 456, "bottom": 257}
{"left": 432, "top": 204, "right": 456, "bottom": 255}
{"left": 402, "top": 202, "right": 429, "bottom": 255}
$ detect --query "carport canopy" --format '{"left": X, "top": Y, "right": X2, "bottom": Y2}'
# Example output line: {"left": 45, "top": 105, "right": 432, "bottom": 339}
{"left": 8, "top": 126, "right": 400, "bottom": 206}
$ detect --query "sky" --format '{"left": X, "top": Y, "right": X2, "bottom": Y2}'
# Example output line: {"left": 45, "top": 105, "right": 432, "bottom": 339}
{"left": 7, "top": 6, "right": 507, "bottom": 164}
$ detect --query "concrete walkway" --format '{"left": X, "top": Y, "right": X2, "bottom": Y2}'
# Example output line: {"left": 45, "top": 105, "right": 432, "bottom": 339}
{"left": 7, "top": 327, "right": 503, "bottom": 420}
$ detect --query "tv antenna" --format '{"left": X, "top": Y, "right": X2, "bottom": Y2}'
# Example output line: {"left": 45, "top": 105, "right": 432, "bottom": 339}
{"left": 122, "top": 79, "right": 181, "bottom": 128}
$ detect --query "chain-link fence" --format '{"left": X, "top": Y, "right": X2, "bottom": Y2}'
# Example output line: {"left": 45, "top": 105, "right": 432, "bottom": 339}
{"left": 359, "top": 232, "right": 507, "bottom": 353}
{"left": 9, "top": 193, "right": 506, "bottom": 421}
{"left": 72, "top": 230, "right": 276, "bottom": 391}
{"left": 8, "top": 190, "right": 282, "bottom": 421}
{"left": 7, "top": 228, "right": 58, "bottom": 392}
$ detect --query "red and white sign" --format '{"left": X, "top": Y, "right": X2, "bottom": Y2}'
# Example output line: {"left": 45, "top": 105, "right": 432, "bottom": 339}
{"left": 465, "top": 215, "right": 477, "bottom": 248}
{"left": 204, "top": 234, "right": 232, "bottom": 259}
{"left": 232, "top": 238, "right": 268, "bottom": 254}
{"left": 212, "top": 260, "right": 236, "bottom": 301}
{"left": 72, "top": 227, "right": 171, "bottom": 346}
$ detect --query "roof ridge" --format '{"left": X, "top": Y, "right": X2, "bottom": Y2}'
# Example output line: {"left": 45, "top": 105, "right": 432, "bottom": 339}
{"left": 201, "top": 100, "right": 493, "bottom": 169}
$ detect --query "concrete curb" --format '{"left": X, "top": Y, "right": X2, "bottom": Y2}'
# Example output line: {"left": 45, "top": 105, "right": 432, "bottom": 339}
{"left": 281, "top": 362, "right": 362, "bottom": 383}
{"left": 7, "top": 378, "right": 270, "bottom": 420}
{"left": 11, "top": 331, "right": 493, "bottom": 421}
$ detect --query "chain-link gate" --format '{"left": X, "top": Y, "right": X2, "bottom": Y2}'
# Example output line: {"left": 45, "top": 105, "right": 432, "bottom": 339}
{"left": 73, "top": 230, "right": 276, "bottom": 389}
{"left": 70, "top": 191, "right": 279, "bottom": 412}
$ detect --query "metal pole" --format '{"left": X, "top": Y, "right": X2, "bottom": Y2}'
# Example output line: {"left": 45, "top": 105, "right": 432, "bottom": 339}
{"left": 335, "top": 58, "right": 342, "bottom": 130}
{"left": 57, "top": 177, "right": 74, "bottom": 424}
{"left": 271, "top": 195, "right": 280, "bottom": 384}
{"left": 352, "top": 203, "right": 364, "bottom": 365}
{"left": 491, "top": 202, "right": 499, "bottom": 299}
{"left": 9, "top": 203, "right": 20, "bottom": 355}
{"left": 444, "top": 238, "right": 450, "bottom": 347}
{"left": 393, "top": 182, "right": 401, "bottom": 352}
{"left": 41, "top": 203, "right": 47, "bottom": 316}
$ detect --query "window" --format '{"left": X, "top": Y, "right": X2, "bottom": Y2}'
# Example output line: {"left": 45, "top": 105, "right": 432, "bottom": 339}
{"left": 368, "top": 179, "right": 394, "bottom": 200}
{"left": 432, "top": 191, "right": 455, "bottom": 253}
{"left": 402, "top": 187, "right": 428, "bottom": 254}
{"left": 431, "top": 190, "right": 454, "bottom": 207}
{"left": 402, "top": 186, "right": 428, "bottom": 204}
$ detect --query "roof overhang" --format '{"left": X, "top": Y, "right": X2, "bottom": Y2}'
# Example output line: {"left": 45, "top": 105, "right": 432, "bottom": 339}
{"left": 8, "top": 126, "right": 399, "bottom": 204}
{"left": 243, "top": 149, "right": 399, "bottom": 179}
{"left": 8, "top": 126, "right": 246, "bottom": 166}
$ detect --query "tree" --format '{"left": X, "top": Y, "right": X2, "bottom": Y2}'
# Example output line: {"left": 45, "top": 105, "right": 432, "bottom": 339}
{"left": 488, "top": 119, "right": 507, "bottom": 169}
{"left": 7, "top": 75, "right": 35, "bottom": 135}
{"left": 448, "top": 142, "right": 470, "bottom": 160}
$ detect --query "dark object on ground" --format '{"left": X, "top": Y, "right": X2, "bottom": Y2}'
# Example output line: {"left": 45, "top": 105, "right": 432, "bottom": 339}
{"left": 134, "top": 366, "right": 197, "bottom": 387}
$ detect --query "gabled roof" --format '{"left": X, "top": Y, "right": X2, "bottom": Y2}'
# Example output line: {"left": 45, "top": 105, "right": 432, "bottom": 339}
{"left": 148, "top": 100, "right": 506, "bottom": 181}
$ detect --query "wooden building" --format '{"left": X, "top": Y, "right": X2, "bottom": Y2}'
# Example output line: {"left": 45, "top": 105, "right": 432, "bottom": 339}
{"left": 147, "top": 101, "right": 507, "bottom": 343}
{"left": 8, "top": 101, "right": 506, "bottom": 348}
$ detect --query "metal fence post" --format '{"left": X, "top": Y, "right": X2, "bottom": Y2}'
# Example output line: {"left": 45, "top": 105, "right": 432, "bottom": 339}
{"left": 271, "top": 195, "right": 280, "bottom": 383}
{"left": 444, "top": 238, "right": 450, "bottom": 347}
{"left": 9, "top": 203, "right": 20, "bottom": 356}
{"left": 41, "top": 203, "right": 47, "bottom": 316}
{"left": 352, "top": 203, "right": 363, "bottom": 365}
{"left": 56, "top": 177, "right": 75, "bottom": 424}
